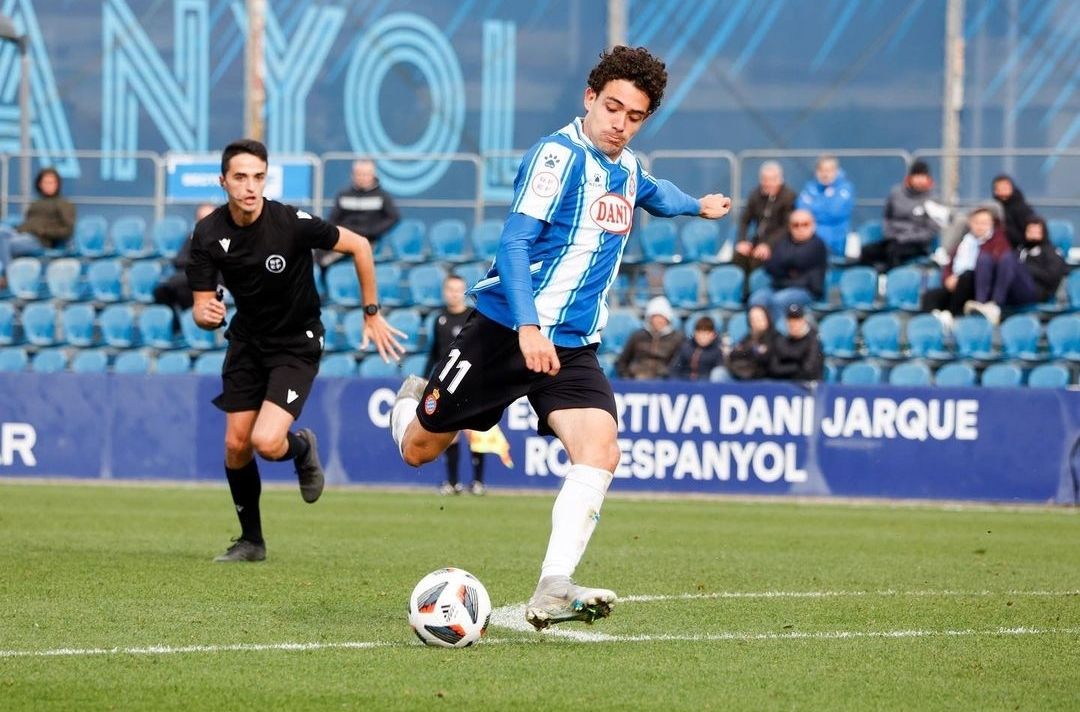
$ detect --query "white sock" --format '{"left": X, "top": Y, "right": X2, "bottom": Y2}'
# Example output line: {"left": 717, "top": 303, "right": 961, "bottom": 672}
{"left": 540, "top": 464, "right": 614, "bottom": 580}
{"left": 390, "top": 398, "right": 418, "bottom": 459}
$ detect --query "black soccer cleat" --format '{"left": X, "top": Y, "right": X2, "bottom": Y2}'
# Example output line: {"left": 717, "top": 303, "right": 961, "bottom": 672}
{"left": 295, "top": 428, "right": 325, "bottom": 503}
{"left": 213, "top": 538, "right": 266, "bottom": 563}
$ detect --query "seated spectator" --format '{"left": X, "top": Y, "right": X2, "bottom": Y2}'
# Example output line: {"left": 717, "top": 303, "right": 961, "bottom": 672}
{"left": 319, "top": 159, "right": 400, "bottom": 267}
{"left": 725, "top": 305, "right": 777, "bottom": 381}
{"left": 922, "top": 205, "right": 1009, "bottom": 327}
{"left": 749, "top": 209, "right": 827, "bottom": 322}
{"left": 964, "top": 215, "right": 1068, "bottom": 325}
{"left": 670, "top": 315, "right": 723, "bottom": 381}
{"left": 0, "top": 168, "right": 76, "bottom": 270}
{"left": 796, "top": 154, "right": 855, "bottom": 257}
{"left": 615, "top": 296, "right": 683, "bottom": 381}
{"left": 767, "top": 304, "right": 823, "bottom": 381}
{"left": 860, "top": 160, "right": 944, "bottom": 271}
{"left": 155, "top": 203, "right": 216, "bottom": 327}
{"left": 992, "top": 174, "right": 1035, "bottom": 249}
{"left": 733, "top": 161, "right": 797, "bottom": 284}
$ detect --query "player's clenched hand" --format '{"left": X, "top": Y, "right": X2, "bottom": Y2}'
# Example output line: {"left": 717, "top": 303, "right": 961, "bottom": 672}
{"left": 362, "top": 314, "right": 408, "bottom": 363}
{"left": 197, "top": 298, "right": 226, "bottom": 329}
{"left": 519, "top": 325, "right": 560, "bottom": 376}
{"left": 699, "top": 193, "right": 732, "bottom": 220}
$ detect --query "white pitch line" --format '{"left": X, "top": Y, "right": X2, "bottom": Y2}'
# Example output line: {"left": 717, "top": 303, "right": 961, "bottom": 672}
{"left": 619, "top": 589, "right": 1080, "bottom": 603}
{"left": 0, "top": 640, "right": 395, "bottom": 659}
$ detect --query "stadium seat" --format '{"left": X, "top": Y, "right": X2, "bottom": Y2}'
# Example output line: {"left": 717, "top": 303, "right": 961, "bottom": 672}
{"left": 1027, "top": 362, "right": 1070, "bottom": 389}
{"left": 87, "top": 259, "right": 124, "bottom": 302}
{"left": 680, "top": 220, "right": 724, "bottom": 263}
{"left": 45, "top": 258, "right": 84, "bottom": 301}
{"left": 0, "top": 346, "right": 28, "bottom": 372}
{"left": 400, "top": 353, "right": 429, "bottom": 378}
{"left": 111, "top": 215, "right": 150, "bottom": 258}
{"left": 453, "top": 262, "right": 488, "bottom": 291}
{"left": 71, "top": 349, "right": 109, "bottom": 374}
{"left": 374, "top": 263, "right": 406, "bottom": 308}
{"left": 193, "top": 351, "right": 226, "bottom": 375}
{"left": 811, "top": 267, "right": 843, "bottom": 313}
{"left": 7, "top": 257, "right": 43, "bottom": 300}
{"left": 428, "top": 219, "right": 471, "bottom": 263}
{"left": 388, "top": 219, "right": 428, "bottom": 263}
{"left": 1047, "top": 219, "right": 1074, "bottom": 258}
{"left": 981, "top": 363, "right": 1022, "bottom": 388}
{"left": 408, "top": 264, "right": 447, "bottom": 308}
{"left": 662, "top": 264, "right": 704, "bottom": 309}
{"left": 100, "top": 305, "right": 136, "bottom": 348}
{"left": 1067, "top": 271, "right": 1080, "bottom": 311}
{"left": 31, "top": 348, "right": 68, "bottom": 374}
{"left": 61, "top": 303, "right": 97, "bottom": 347}
{"left": 320, "top": 309, "right": 341, "bottom": 352}
{"left": 823, "top": 361, "right": 839, "bottom": 383}
{"left": 319, "top": 353, "right": 356, "bottom": 378}
{"left": 726, "top": 310, "right": 749, "bottom": 345}
{"left": 601, "top": 308, "right": 641, "bottom": 355}
{"left": 818, "top": 311, "right": 858, "bottom": 359}
{"left": 599, "top": 352, "right": 618, "bottom": 378}
{"left": 359, "top": 355, "right": 400, "bottom": 378}
{"left": 839, "top": 266, "right": 878, "bottom": 311}
{"left": 999, "top": 314, "right": 1043, "bottom": 361}
{"left": 152, "top": 215, "right": 190, "bottom": 258}
{"left": 747, "top": 267, "right": 771, "bottom": 296}
{"left": 138, "top": 305, "right": 177, "bottom": 349}
{"left": 0, "top": 303, "right": 15, "bottom": 345}
{"left": 620, "top": 231, "right": 645, "bottom": 266}
{"left": 857, "top": 220, "right": 883, "bottom": 246}
{"left": 640, "top": 221, "right": 681, "bottom": 264}
{"left": 155, "top": 351, "right": 191, "bottom": 375}
{"left": 113, "top": 350, "right": 152, "bottom": 375}
{"left": 471, "top": 220, "right": 503, "bottom": 262}
{"left": 883, "top": 266, "right": 922, "bottom": 312}
{"left": 21, "top": 302, "right": 57, "bottom": 346}
{"left": 325, "top": 261, "right": 362, "bottom": 306}
{"left": 74, "top": 215, "right": 110, "bottom": 257}
{"left": 342, "top": 309, "right": 366, "bottom": 351}
{"left": 840, "top": 360, "right": 883, "bottom": 385}
{"left": 128, "top": 261, "right": 164, "bottom": 304}
{"left": 1046, "top": 314, "right": 1080, "bottom": 361}
{"left": 706, "top": 264, "right": 745, "bottom": 310}
{"left": 860, "top": 312, "right": 903, "bottom": 359}
{"left": 888, "top": 361, "right": 932, "bottom": 386}
{"left": 179, "top": 309, "right": 217, "bottom": 350}
{"left": 905, "top": 313, "right": 951, "bottom": 360}
{"left": 953, "top": 316, "right": 997, "bottom": 360}
{"left": 387, "top": 308, "right": 424, "bottom": 353}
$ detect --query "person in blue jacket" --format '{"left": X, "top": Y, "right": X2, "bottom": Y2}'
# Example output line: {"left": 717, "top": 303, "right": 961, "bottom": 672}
{"left": 796, "top": 154, "right": 855, "bottom": 257}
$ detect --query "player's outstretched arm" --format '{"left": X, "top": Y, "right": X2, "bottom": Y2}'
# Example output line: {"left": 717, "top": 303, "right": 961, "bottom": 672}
{"left": 332, "top": 227, "right": 407, "bottom": 362}
{"left": 698, "top": 193, "right": 733, "bottom": 220}
{"left": 192, "top": 290, "right": 226, "bottom": 330}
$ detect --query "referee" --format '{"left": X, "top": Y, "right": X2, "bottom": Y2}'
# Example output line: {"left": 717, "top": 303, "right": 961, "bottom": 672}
{"left": 187, "top": 139, "right": 404, "bottom": 562}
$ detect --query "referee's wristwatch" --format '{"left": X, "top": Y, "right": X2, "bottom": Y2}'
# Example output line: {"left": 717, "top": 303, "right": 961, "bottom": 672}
{"left": 363, "top": 303, "right": 380, "bottom": 317}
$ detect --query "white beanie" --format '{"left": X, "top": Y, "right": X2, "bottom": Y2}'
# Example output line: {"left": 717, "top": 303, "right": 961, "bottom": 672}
{"left": 645, "top": 296, "right": 674, "bottom": 323}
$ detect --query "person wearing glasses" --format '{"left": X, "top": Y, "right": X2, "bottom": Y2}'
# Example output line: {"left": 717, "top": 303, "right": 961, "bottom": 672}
{"left": 748, "top": 209, "right": 828, "bottom": 323}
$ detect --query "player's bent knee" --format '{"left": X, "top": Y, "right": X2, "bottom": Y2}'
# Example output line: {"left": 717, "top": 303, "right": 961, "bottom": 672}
{"left": 401, "top": 440, "right": 437, "bottom": 468}
{"left": 249, "top": 429, "right": 285, "bottom": 459}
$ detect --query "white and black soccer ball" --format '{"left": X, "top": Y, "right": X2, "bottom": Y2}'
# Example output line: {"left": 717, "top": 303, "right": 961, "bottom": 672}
{"left": 408, "top": 568, "right": 492, "bottom": 648}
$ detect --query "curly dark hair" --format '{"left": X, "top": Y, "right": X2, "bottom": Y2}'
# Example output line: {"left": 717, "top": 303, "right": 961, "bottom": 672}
{"left": 586, "top": 46, "right": 668, "bottom": 113}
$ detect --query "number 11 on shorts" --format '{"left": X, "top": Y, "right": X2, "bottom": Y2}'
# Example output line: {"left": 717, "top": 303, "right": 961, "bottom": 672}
{"left": 437, "top": 348, "right": 471, "bottom": 394}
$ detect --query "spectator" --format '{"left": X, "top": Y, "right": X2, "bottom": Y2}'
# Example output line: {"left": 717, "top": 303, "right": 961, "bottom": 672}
{"left": 615, "top": 296, "right": 683, "bottom": 380}
{"left": 963, "top": 216, "right": 1068, "bottom": 325}
{"left": 320, "top": 159, "right": 400, "bottom": 267}
{"left": 733, "top": 161, "right": 797, "bottom": 282}
{"left": 749, "top": 209, "right": 828, "bottom": 322}
{"left": 992, "top": 174, "right": 1035, "bottom": 249}
{"left": 921, "top": 205, "right": 1009, "bottom": 327}
{"left": 725, "top": 305, "right": 777, "bottom": 381}
{"left": 154, "top": 203, "right": 217, "bottom": 325}
{"left": 767, "top": 304, "right": 823, "bottom": 381}
{"left": 796, "top": 154, "right": 855, "bottom": 257}
{"left": 0, "top": 167, "right": 76, "bottom": 270}
{"left": 670, "top": 315, "right": 723, "bottom": 381}
{"left": 860, "top": 160, "right": 943, "bottom": 271}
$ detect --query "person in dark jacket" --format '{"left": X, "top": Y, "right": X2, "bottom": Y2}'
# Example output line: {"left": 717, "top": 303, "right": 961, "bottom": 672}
{"left": 319, "top": 159, "right": 400, "bottom": 267}
{"left": 749, "top": 209, "right": 828, "bottom": 323}
{"left": 992, "top": 174, "right": 1035, "bottom": 249}
{"left": 860, "top": 160, "right": 941, "bottom": 271}
{"left": 767, "top": 304, "right": 824, "bottom": 381}
{"left": 726, "top": 305, "right": 777, "bottom": 381}
{"left": 616, "top": 296, "right": 684, "bottom": 380}
{"left": 670, "top": 315, "right": 723, "bottom": 381}
{"left": 0, "top": 168, "right": 76, "bottom": 270}
{"left": 733, "top": 161, "right": 797, "bottom": 283}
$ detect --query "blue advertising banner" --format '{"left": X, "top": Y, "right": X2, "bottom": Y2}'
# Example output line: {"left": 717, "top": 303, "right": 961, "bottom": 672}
{"left": 165, "top": 154, "right": 316, "bottom": 204}
{"left": 1, "top": 373, "right": 1077, "bottom": 504}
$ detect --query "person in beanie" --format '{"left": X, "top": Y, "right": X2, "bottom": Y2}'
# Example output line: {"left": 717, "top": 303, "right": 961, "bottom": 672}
{"left": 616, "top": 296, "right": 684, "bottom": 380}
{"left": 860, "top": 160, "right": 942, "bottom": 271}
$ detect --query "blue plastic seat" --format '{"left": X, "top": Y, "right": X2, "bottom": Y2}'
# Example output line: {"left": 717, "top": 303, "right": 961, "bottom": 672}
{"left": 726, "top": 311, "right": 749, "bottom": 345}
{"left": 1046, "top": 314, "right": 1080, "bottom": 361}
{"left": 840, "top": 360, "right": 883, "bottom": 385}
{"left": 400, "top": 353, "right": 429, "bottom": 378}
{"left": 192, "top": 351, "right": 226, "bottom": 374}
{"left": 374, "top": 263, "right": 406, "bottom": 308}
{"left": 71, "top": 349, "right": 109, "bottom": 373}
{"left": 861, "top": 312, "right": 903, "bottom": 359}
{"left": 87, "top": 259, "right": 124, "bottom": 302}
{"left": 138, "top": 305, "right": 177, "bottom": 349}
{"left": 45, "top": 258, "right": 84, "bottom": 301}
{"left": 31, "top": 348, "right": 68, "bottom": 374}
{"left": 620, "top": 232, "right": 645, "bottom": 266}
{"left": 905, "top": 313, "right": 951, "bottom": 360}
{"left": 128, "top": 261, "right": 164, "bottom": 304}
{"left": 111, "top": 216, "right": 150, "bottom": 258}
{"left": 1027, "top": 362, "right": 1070, "bottom": 388}
{"left": 6, "top": 257, "right": 43, "bottom": 300}
{"left": 601, "top": 308, "right": 642, "bottom": 355}
{"left": 358, "top": 356, "right": 400, "bottom": 378}
{"left": 839, "top": 266, "right": 878, "bottom": 311}
{"left": 342, "top": 309, "right": 366, "bottom": 351}
{"left": 179, "top": 309, "right": 217, "bottom": 350}
{"left": 680, "top": 220, "right": 724, "bottom": 263}
{"left": 662, "top": 264, "right": 704, "bottom": 309}
{"left": 319, "top": 353, "right": 356, "bottom": 378}
{"left": 888, "top": 361, "right": 932, "bottom": 386}
{"left": 981, "top": 363, "right": 1022, "bottom": 388}
{"left": 953, "top": 315, "right": 997, "bottom": 360}
{"left": 706, "top": 264, "right": 745, "bottom": 310}
{"left": 388, "top": 219, "right": 428, "bottom": 263}
{"left": 320, "top": 309, "right": 341, "bottom": 352}
{"left": 640, "top": 222, "right": 681, "bottom": 264}
{"left": 21, "top": 302, "right": 57, "bottom": 346}
{"left": 470, "top": 220, "right": 502, "bottom": 261}
{"left": 74, "top": 215, "right": 110, "bottom": 257}
{"left": 999, "top": 314, "right": 1043, "bottom": 361}
{"left": 1047, "top": 219, "right": 1074, "bottom": 258}
{"left": 0, "top": 303, "right": 15, "bottom": 345}
{"left": 883, "top": 266, "right": 922, "bottom": 312}
{"left": 152, "top": 215, "right": 190, "bottom": 258}
{"left": 1067, "top": 271, "right": 1080, "bottom": 310}
{"left": 387, "top": 308, "right": 424, "bottom": 353}
{"left": 0, "top": 346, "right": 28, "bottom": 372}
{"left": 155, "top": 351, "right": 191, "bottom": 375}
{"left": 100, "top": 304, "right": 136, "bottom": 348}
{"left": 61, "top": 303, "right": 97, "bottom": 347}
{"left": 823, "top": 361, "right": 839, "bottom": 383}
{"left": 428, "top": 219, "right": 470, "bottom": 263}
{"left": 113, "top": 350, "right": 152, "bottom": 374}
{"left": 747, "top": 267, "right": 771, "bottom": 296}
{"left": 857, "top": 220, "right": 883, "bottom": 246}
{"left": 818, "top": 311, "right": 858, "bottom": 359}
{"left": 325, "top": 261, "right": 362, "bottom": 307}
{"left": 453, "top": 262, "right": 488, "bottom": 291}
{"left": 408, "top": 264, "right": 447, "bottom": 308}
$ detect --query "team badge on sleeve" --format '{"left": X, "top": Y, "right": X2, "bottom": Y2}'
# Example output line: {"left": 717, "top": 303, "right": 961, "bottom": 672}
{"left": 424, "top": 388, "right": 441, "bottom": 416}
{"left": 530, "top": 172, "right": 561, "bottom": 198}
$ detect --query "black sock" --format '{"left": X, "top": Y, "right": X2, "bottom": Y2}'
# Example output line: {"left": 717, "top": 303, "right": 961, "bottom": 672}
{"left": 269, "top": 431, "right": 310, "bottom": 462}
{"left": 225, "top": 459, "right": 263, "bottom": 544}
{"left": 471, "top": 452, "right": 485, "bottom": 484}
{"left": 444, "top": 441, "right": 460, "bottom": 486}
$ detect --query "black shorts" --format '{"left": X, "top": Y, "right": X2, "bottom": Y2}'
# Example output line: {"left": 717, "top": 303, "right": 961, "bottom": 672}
{"left": 212, "top": 327, "right": 324, "bottom": 420}
{"left": 416, "top": 311, "right": 616, "bottom": 437}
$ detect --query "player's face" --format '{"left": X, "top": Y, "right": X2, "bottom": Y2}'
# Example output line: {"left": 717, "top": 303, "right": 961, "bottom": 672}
{"left": 221, "top": 153, "right": 266, "bottom": 217}
{"left": 582, "top": 80, "right": 651, "bottom": 158}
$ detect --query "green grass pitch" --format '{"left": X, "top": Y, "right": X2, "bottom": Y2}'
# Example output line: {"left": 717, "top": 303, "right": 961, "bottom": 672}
{"left": 1, "top": 482, "right": 1077, "bottom": 710}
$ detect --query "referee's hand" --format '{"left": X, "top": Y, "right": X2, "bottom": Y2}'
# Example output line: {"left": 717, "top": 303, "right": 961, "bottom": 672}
{"left": 363, "top": 314, "right": 407, "bottom": 363}
{"left": 519, "top": 325, "right": 560, "bottom": 376}
{"left": 197, "top": 298, "right": 227, "bottom": 330}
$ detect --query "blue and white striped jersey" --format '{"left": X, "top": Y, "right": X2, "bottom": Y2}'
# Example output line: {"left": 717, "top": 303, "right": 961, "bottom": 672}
{"left": 472, "top": 118, "right": 701, "bottom": 348}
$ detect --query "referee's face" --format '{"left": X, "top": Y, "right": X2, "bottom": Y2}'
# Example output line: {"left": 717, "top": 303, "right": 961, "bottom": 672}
{"left": 221, "top": 152, "right": 267, "bottom": 221}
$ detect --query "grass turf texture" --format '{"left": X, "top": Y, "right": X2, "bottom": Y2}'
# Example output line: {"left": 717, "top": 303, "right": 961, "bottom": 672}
{"left": 0, "top": 482, "right": 1077, "bottom": 711}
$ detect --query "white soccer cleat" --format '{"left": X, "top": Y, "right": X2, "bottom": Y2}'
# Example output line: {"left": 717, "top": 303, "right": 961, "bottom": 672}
{"left": 525, "top": 575, "right": 616, "bottom": 630}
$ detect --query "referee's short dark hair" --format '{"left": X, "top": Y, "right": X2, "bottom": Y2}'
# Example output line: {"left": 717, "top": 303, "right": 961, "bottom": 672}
{"left": 221, "top": 139, "right": 268, "bottom": 175}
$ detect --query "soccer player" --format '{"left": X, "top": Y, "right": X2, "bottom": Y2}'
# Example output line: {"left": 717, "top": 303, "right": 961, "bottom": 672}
{"left": 389, "top": 47, "right": 731, "bottom": 628}
{"left": 188, "top": 139, "right": 405, "bottom": 562}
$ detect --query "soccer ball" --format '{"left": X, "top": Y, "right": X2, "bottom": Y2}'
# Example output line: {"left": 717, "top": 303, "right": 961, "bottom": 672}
{"left": 408, "top": 568, "right": 492, "bottom": 648}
